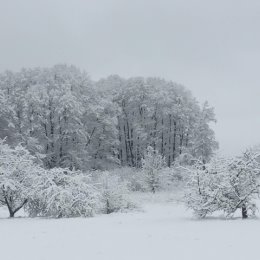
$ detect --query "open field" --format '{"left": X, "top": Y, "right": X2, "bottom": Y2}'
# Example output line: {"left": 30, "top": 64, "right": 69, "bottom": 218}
{"left": 0, "top": 192, "right": 259, "bottom": 260}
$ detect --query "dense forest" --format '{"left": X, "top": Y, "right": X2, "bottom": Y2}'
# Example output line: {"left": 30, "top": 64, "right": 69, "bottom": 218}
{"left": 0, "top": 64, "right": 218, "bottom": 171}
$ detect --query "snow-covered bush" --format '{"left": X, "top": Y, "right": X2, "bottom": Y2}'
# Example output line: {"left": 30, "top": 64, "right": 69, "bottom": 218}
{"left": 26, "top": 168, "right": 99, "bottom": 218}
{"left": 100, "top": 167, "right": 140, "bottom": 191}
{"left": 140, "top": 146, "right": 167, "bottom": 193}
{"left": 0, "top": 140, "right": 41, "bottom": 217}
{"left": 159, "top": 167, "right": 180, "bottom": 190}
{"left": 185, "top": 151, "right": 260, "bottom": 219}
{"left": 96, "top": 171, "right": 135, "bottom": 214}
{"left": 128, "top": 171, "right": 148, "bottom": 192}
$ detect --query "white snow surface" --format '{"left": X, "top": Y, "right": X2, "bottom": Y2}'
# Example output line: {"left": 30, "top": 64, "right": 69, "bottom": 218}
{"left": 0, "top": 191, "right": 259, "bottom": 260}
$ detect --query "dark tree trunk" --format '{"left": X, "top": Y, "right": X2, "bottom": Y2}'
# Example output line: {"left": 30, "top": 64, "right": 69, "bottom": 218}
{"left": 123, "top": 124, "right": 129, "bottom": 164}
{"left": 118, "top": 122, "right": 123, "bottom": 162}
{"left": 161, "top": 118, "right": 164, "bottom": 155}
{"left": 168, "top": 114, "right": 172, "bottom": 167}
{"left": 172, "top": 120, "right": 177, "bottom": 162}
{"left": 152, "top": 107, "right": 158, "bottom": 151}
{"left": 136, "top": 136, "right": 141, "bottom": 168}
{"left": 179, "top": 130, "right": 184, "bottom": 155}
{"left": 242, "top": 206, "right": 248, "bottom": 219}
{"left": 126, "top": 119, "right": 134, "bottom": 167}
{"left": 106, "top": 199, "right": 111, "bottom": 214}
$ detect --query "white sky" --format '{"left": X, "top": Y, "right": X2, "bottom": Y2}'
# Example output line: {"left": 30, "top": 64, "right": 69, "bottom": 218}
{"left": 0, "top": 0, "right": 260, "bottom": 155}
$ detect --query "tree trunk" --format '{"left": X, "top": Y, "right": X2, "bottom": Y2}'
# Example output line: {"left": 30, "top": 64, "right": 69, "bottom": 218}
{"left": 179, "top": 130, "right": 184, "bottom": 155}
{"left": 168, "top": 114, "right": 172, "bottom": 167}
{"left": 123, "top": 124, "right": 129, "bottom": 165}
{"left": 9, "top": 211, "right": 15, "bottom": 218}
{"left": 118, "top": 122, "right": 123, "bottom": 162}
{"left": 161, "top": 118, "right": 164, "bottom": 155}
{"left": 106, "top": 199, "right": 111, "bottom": 214}
{"left": 152, "top": 107, "right": 158, "bottom": 150}
{"left": 172, "top": 120, "right": 177, "bottom": 162}
{"left": 6, "top": 198, "right": 28, "bottom": 218}
{"left": 242, "top": 205, "right": 248, "bottom": 219}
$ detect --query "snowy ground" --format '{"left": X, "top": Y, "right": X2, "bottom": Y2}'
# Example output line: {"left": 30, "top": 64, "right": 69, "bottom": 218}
{"left": 0, "top": 192, "right": 259, "bottom": 260}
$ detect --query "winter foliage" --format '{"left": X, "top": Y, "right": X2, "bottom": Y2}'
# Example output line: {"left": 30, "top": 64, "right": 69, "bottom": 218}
{"left": 5, "top": 64, "right": 260, "bottom": 221}
{"left": 96, "top": 171, "right": 134, "bottom": 214}
{"left": 140, "top": 146, "right": 167, "bottom": 193}
{"left": 0, "top": 139, "right": 99, "bottom": 218}
{"left": 0, "top": 140, "right": 40, "bottom": 217}
{"left": 26, "top": 168, "right": 99, "bottom": 218}
{"left": 0, "top": 65, "right": 218, "bottom": 171}
{"left": 185, "top": 151, "right": 260, "bottom": 218}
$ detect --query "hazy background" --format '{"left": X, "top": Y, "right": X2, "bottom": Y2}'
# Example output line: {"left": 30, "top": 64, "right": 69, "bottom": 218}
{"left": 0, "top": 0, "right": 259, "bottom": 155}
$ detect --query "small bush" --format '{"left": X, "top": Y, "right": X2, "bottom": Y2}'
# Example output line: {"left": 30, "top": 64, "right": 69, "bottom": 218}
{"left": 96, "top": 171, "right": 135, "bottom": 214}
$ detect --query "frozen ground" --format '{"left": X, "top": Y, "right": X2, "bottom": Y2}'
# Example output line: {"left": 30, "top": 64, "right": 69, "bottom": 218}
{"left": 0, "top": 192, "right": 259, "bottom": 260}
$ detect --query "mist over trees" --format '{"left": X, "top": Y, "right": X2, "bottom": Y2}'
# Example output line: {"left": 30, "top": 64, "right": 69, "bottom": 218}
{"left": 0, "top": 64, "right": 218, "bottom": 171}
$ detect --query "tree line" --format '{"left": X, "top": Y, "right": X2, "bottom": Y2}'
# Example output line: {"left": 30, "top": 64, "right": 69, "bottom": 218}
{"left": 0, "top": 64, "right": 218, "bottom": 170}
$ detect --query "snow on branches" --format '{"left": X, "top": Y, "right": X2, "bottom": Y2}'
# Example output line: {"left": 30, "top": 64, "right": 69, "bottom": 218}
{"left": 185, "top": 151, "right": 260, "bottom": 219}
{"left": 141, "top": 146, "right": 167, "bottom": 193}
{"left": 0, "top": 66, "right": 218, "bottom": 170}
{"left": 26, "top": 168, "right": 99, "bottom": 218}
{"left": 0, "top": 139, "right": 41, "bottom": 217}
{"left": 0, "top": 139, "right": 99, "bottom": 218}
{"left": 93, "top": 171, "right": 135, "bottom": 214}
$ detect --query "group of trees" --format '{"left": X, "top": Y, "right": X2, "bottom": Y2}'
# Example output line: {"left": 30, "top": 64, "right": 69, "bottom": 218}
{"left": 2, "top": 64, "right": 259, "bottom": 221}
{"left": 0, "top": 139, "right": 134, "bottom": 218}
{"left": 2, "top": 64, "right": 234, "bottom": 219}
{"left": 0, "top": 139, "right": 97, "bottom": 217}
{"left": 98, "top": 76, "right": 218, "bottom": 167}
{"left": 0, "top": 65, "right": 118, "bottom": 170}
{"left": 0, "top": 65, "right": 218, "bottom": 171}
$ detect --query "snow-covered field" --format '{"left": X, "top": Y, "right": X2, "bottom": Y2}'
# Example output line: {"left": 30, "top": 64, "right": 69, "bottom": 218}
{"left": 0, "top": 192, "right": 259, "bottom": 260}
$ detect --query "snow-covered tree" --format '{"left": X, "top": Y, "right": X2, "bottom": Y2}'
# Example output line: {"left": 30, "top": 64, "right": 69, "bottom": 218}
{"left": 185, "top": 158, "right": 223, "bottom": 218}
{"left": 191, "top": 102, "right": 219, "bottom": 162}
{"left": 141, "top": 146, "right": 166, "bottom": 193}
{"left": 223, "top": 151, "right": 260, "bottom": 218}
{"left": 186, "top": 151, "right": 260, "bottom": 219}
{"left": 0, "top": 75, "right": 17, "bottom": 144}
{"left": 100, "top": 76, "right": 218, "bottom": 167}
{"left": 0, "top": 139, "right": 40, "bottom": 217}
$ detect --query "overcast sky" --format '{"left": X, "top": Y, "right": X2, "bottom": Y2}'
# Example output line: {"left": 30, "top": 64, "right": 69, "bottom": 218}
{"left": 0, "top": 0, "right": 259, "bottom": 155}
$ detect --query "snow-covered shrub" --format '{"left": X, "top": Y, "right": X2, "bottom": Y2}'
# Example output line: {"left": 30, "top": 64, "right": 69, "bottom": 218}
{"left": 174, "top": 152, "right": 195, "bottom": 167}
{"left": 159, "top": 167, "right": 181, "bottom": 190}
{"left": 140, "top": 146, "right": 167, "bottom": 193}
{"left": 128, "top": 171, "right": 147, "bottom": 192}
{"left": 97, "top": 171, "right": 135, "bottom": 214}
{"left": 100, "top": 167, "right": 140, "bottom": 191}
{"left": 26, "top": 168, "right": 99, "bottom": 218}
{"left": 185, "top": 151, "right": 260, "bottom": 219}
{"left": 0, "top": 140, "right": 41, "bottom": 217}
{"left": 128, "top": 166, "right": 175, "bottom": 192}
{"left": 172, "top": 153, "right": 198, "bottom": 182}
